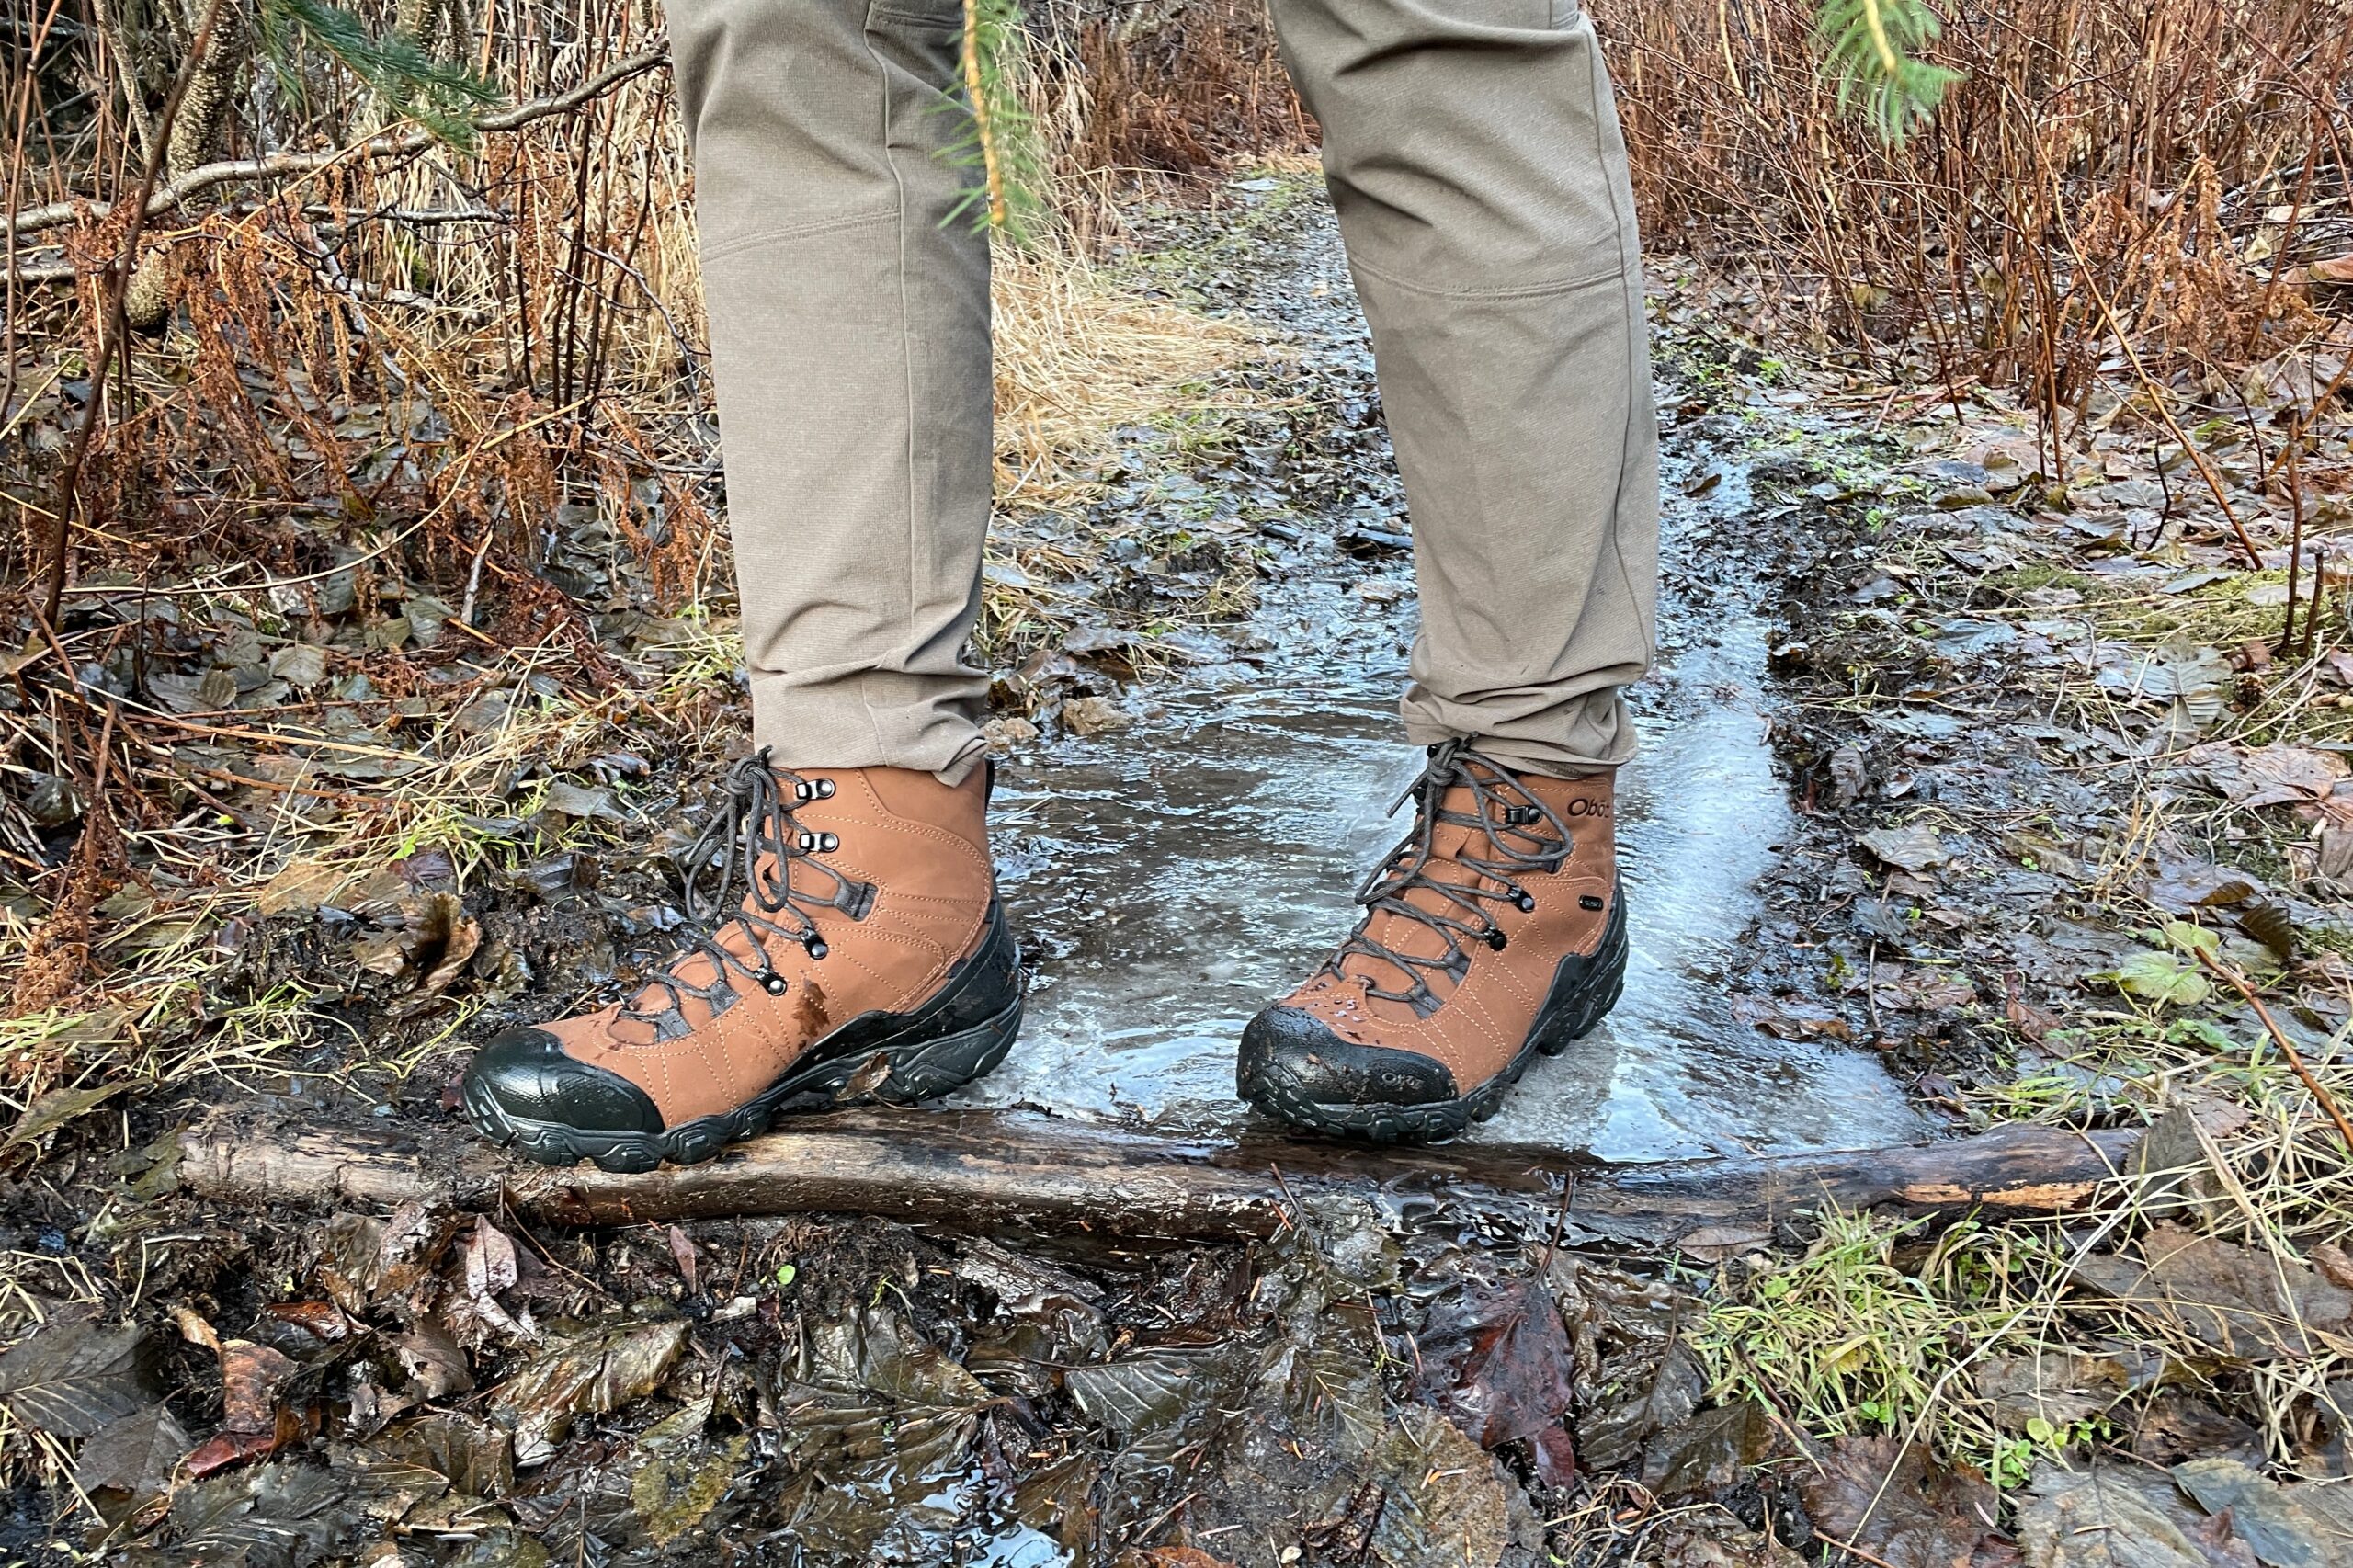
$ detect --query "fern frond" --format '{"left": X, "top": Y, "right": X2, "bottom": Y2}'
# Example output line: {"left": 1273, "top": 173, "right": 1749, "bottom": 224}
{"left": 942, "top": 0, "right": 1047, "bottom": 245}
{"left": 258, "top": 0, "right": 500, "bottom": 147}
{"left": 1812, "top": 0, "right": 1963, "bottom": 145}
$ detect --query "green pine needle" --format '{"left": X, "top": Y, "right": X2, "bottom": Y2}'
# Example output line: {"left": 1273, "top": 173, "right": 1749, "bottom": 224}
{"left": 1813, "top": 0, "right": 1964, "bottom": 144}
{"left": 259, "top": 0, "right": 501, "bottom": 147}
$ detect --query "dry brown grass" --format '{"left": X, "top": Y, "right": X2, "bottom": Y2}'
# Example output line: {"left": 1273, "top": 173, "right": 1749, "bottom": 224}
{"left": 1591, "top": 0, "right": 2351, "bottom": 402}
{"left": 992, "top": 240, "right": 1263, "bottom": 507}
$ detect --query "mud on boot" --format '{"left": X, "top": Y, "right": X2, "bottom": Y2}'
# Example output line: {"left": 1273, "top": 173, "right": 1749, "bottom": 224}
{"left": 1238, "top": 740, "right": 1626, "bottom": 1142}
{"left": 463, "top": 754, "right": 1024, "bottom": 1172}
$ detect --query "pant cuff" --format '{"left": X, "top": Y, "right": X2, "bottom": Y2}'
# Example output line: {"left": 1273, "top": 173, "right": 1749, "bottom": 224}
{"left": 1401, "top": 687, "right": 1636, "bottom": 778}
{"left": 747, "top": 672, "right": 989, "bottom": 786}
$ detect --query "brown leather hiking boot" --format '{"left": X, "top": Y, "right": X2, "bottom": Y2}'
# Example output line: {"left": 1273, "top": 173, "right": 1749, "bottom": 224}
{"left": 1238, "top": 741, "right": 1626, "bottom": 1142}
{"left": 462, "top": 752, "right": 1023, "bottom": 1171}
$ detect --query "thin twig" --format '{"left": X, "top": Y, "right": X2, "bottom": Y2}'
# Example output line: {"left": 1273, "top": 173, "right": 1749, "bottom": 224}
{"left": 38, "top": 0, "right": 230, "bottom": 629}
{"left": 2195, "top": 949, "right": 2353, "bottom": 1154}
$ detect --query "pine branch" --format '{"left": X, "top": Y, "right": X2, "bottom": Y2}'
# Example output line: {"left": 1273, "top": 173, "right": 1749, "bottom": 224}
{"left": 945, "top": 0, "right": 1044, "bottom": 244}
{"left": 259, "top": 0, "right": 499, "bottom": 147}
{"left": 1812, "top": 0, "right": 1963, "bottom": 144}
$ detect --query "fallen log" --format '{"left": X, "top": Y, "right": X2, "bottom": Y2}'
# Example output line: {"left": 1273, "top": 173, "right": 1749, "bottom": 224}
{"left": 177, "top": 1107, "right": 2143, "bottom": 1248}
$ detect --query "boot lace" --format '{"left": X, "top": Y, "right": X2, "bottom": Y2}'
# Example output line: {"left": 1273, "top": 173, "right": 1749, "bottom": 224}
{"left": 1334, "top": 740, "right": 1571, "bottom": 1017}
{"left": 620, "top": 748, "right": 873, "bottom": 1035}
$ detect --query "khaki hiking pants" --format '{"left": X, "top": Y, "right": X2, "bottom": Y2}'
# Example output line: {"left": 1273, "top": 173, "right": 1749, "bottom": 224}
{"left": 667, "top": 0, "right": 1659, "bottom": 782}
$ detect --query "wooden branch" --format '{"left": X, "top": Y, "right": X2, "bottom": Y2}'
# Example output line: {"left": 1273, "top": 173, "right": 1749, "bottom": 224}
{"left": 176, "top": 1108, "right": 2143, "bottom": 1247}
{"left": 3, "top": 41, "right": 668, "bottom": 241}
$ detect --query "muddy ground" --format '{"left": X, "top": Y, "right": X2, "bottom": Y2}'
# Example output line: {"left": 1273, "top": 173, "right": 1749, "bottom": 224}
{"left": 1, "top": 176, "right": 2348, "bottom": 1566}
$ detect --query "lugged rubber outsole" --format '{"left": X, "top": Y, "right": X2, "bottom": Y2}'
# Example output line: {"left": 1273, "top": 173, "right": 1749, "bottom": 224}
{"left": 1238, "top": 888, "right": 1630, "bottom": 1144}
{"left": 463, "top": 995, "right": 1023, "bottom": 1174}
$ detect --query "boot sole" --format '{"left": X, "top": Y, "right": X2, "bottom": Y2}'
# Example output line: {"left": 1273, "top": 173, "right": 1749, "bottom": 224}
{"left": 1238, "top": 884, "right": 1629, "bottom": 1144}
{"left": 464, "top": 907, "right": 1025, "bottom": 1174}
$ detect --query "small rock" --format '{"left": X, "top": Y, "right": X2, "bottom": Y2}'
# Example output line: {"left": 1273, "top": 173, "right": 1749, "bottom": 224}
{"left": 983, "top": 716, "right": 1040, "bottom": 752}
{"left": 1062, "top": 697, "right": 1133, "bottom": 737}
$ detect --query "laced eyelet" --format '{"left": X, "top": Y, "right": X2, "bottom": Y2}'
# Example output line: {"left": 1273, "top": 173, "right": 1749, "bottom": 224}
{"left": 757, "top": 971, "right": 788, "bottom": 995}
{"left": 1483, "top": 927, "right": 1508, "bottom": 951}
{"left": 794, "top": 778, "right": 836, "bottom": 802}
{"left": 803, "top": 934, "right": 828, "bottom": 960}
{"left": 1516, "top": 892, "right": 1537, "bottom": 913}
{"left": 798, "top": 831, "right": 839, "bottom": 853}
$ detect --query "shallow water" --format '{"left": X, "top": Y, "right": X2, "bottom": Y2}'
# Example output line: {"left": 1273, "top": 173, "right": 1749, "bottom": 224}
{"left": 955, "top": 184, "right": 1930, "bottom": 1160}
{"left": 966, "top": 574, "right": 1930, "bottom": 1160}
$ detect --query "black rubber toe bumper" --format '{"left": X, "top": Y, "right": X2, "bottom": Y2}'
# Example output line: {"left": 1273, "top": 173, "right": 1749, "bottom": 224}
{"left": 463, "top": 902, "right": 1026, "bottom": 1174}
{"left": 1238, "top": 881, "right": 1629, "bottom": 1143}
{"left": 465, "top": 1027, "right": 665, "bottom": 1136}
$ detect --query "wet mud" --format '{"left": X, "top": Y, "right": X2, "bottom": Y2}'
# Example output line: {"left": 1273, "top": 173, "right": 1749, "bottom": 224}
{"left": 972, "top": 184, "right": 1931, "bottom": 1158}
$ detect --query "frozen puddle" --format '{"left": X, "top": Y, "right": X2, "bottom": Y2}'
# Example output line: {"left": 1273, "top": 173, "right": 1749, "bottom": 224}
{"left": 961, "top": 577, "right": 1933, "bottom": 1161}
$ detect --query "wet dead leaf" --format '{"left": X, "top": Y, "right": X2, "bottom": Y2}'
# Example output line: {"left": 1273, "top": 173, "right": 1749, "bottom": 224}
{"left": 392, "top": 1318, "right": 473, "bottom": 1400}
{"left": 262, "top": 1302, "right": 353, "bottom": 1345}
{"left": 2131, "top": 1394, "right": 2263, "bottom": 1468}
{"left": 542, "top": 780, "right": 631, "bottom": 822}
{"left": 1974, "top": 1350, "right": 2132, "bottom": 1430}
{"left": 1413, "top": 1279, "right": 1574, "bottom": 1452}
{"left": 2015, "top": 1463, "right": 2255, "bottom": 1567}
{"left": 1363, "top": 1404, "right": 1509, "bottom": 1568}
{"left": 1012, "top": 1452, "right": 1098, "bottom": 1559}
{"left": 161, "top": 1457, "right": 358, "bottom": 1564}
{"left": 1638, "top": 1399, "right": 1772, "bottom": 1499}
{"left": 772, "top": 1313, "right": 990, "bottom": 1562}
{"left": 1860, "top": 824, "right": 1951, "bottom": 871}
{"left": 453, "top": 1216, "right": 521, "bottom": 1338}
{"left": 268, "top": 642, "right": 328, "bottom": 687}
{"left": 347, "top": 1409, "right": 514, "bottom": 1506}
{"left": 2072, "top": 1223, "right": 2353, "bottom": 1362}
{"left": 493, "top": 1316, "right": 688, "bottom": 1467}
{"left": 184, "top": 1339, "right": 316, "bottom": 1478}
{"left": 1798, "top": 1436, "right": 2016, "bottom": 1568}
{"left": 629, "top": 1398, "right": 746, "bottom": 1547}
{"left": 2186, "top": 744, "right": 2348, "bottom": 812}
{"left": 1267, "top": 1334, "right": 1387, "bottom": 1460}
{"left": 74, "top": 1402, "right": 191, "bottom": 1522}
{"left": 1068, "top": 1345, "right": 1240, "bottom": 1447}
{"left": 313, "top": 1214, "right": 385, "bottom": 1316}
{"left": 1576, "top": 1336, "right": 1703, "bottom": 1472}
{"left": 2129, "top": 1103, "right": 2238, "bottom": 1224}
{"left": 0, "top": 1319, "right": 151, "bottom": 1437}
{"left": 2146, "top": 858, "right": 2263, "bottom": 914}
{"left": 219, "top": 1341, "right": 297, "bottom": 1434}
{"left": 5, "top": 1079, "right": 133, "bottom": 1150}
{"left": 2170, "top": 1459, "right": 2353, "bottom": 1568}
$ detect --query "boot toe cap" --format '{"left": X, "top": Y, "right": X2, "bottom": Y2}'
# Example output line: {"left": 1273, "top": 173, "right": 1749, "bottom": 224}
{"left": 1237, "top": 1005, "right": 1459, "bottom": 1110}
{"left": 463, "top": 1027, "right": 665, "bottom": 1140}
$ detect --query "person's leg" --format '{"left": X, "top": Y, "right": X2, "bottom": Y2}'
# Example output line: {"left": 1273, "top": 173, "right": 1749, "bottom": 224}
{"left": 1274, "top": 0, "right": 1657, "bottom": 778}
{"left": 463, "top": 0, "right": 1022, "bottom": 1170}
{"left": 678, "top": 0, "right": 995, "bottom": 782}
{"left": 1240, "top": 0, "right": 1655, "bottom": 1141}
